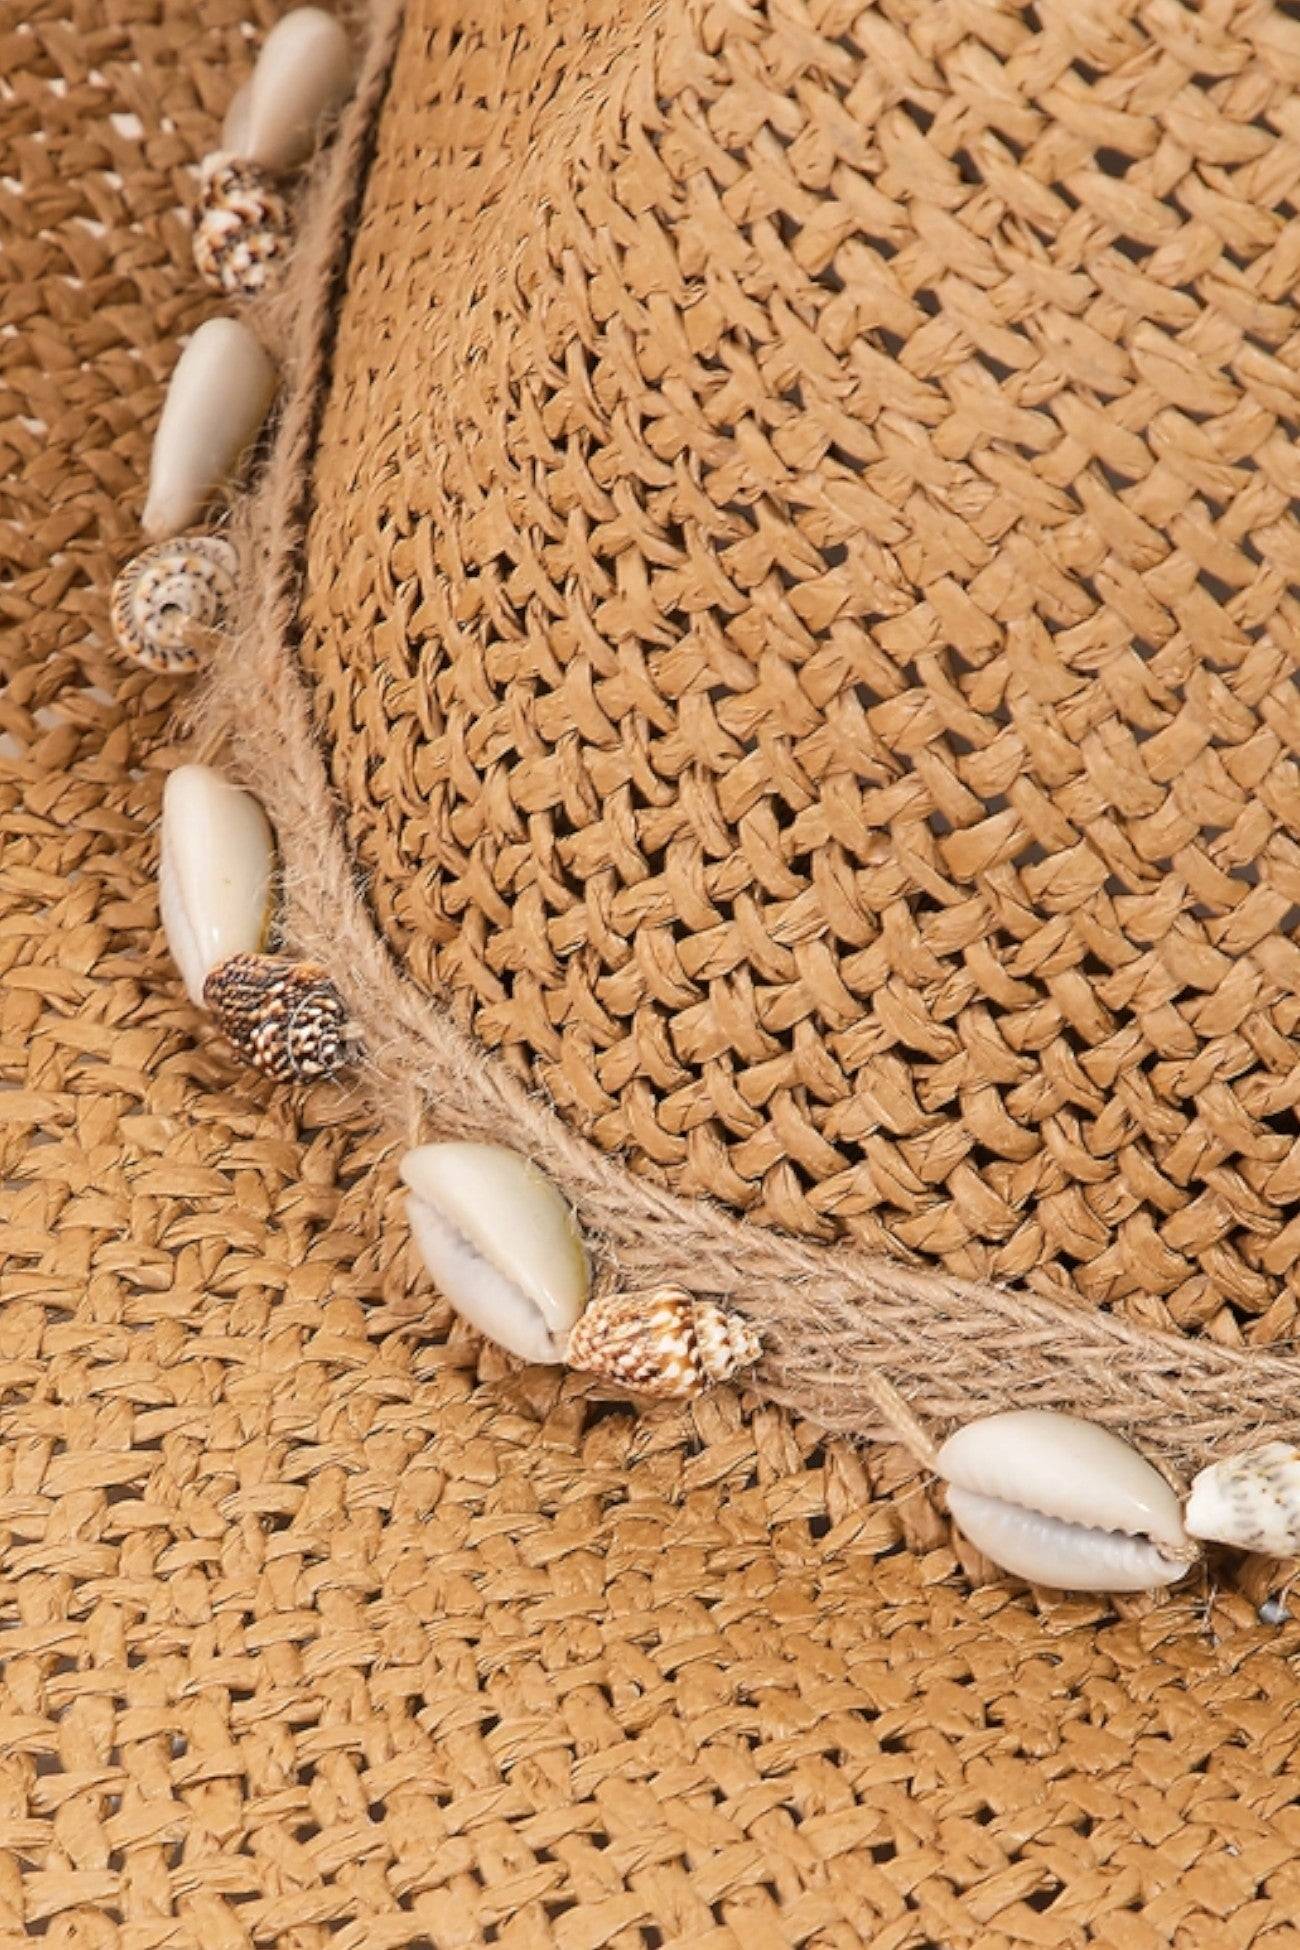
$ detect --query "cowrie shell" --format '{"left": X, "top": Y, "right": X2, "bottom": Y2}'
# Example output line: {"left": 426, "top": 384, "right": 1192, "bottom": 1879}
{"left": 1185, "top": 1442, "right": 1300, "bottom": 1559}
{"left": 158, "top": 764, "right": 275, "bottom": 1006}
{"left": 143, "top": 318, "right": 276, "bottom": 541}
{"left": 224, "top": 8, "right": 354, "bottom": 172}
{"left": 938, "top": 1410, "right": 1196, "bottom": 1593}
{"left": 401, "top": 1144, "right": 590, "bottom": 1364}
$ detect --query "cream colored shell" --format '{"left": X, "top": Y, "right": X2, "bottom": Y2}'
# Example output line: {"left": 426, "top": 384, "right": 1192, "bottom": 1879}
{"left": 158, "top": 764, "right": 275, "bottom": 1006}
{"left": 1185, "top": 1442, "right": 1300, "bottom": 1558}
{"left": 143, "top": 318, "right": 276, "bottom": 540}
{"left": 223, "top": 8, "right": 354, "bottom": 172}
{"left": 401, "top": 1143, "right": 590, "bottom": 1364}
{"left": 937, "top": 1410, "right": 1195, "bottom": 1593}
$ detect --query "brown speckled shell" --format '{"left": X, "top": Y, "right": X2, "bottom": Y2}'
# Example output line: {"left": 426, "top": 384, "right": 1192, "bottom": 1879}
{"left": 203, "top": 953, "right": 357, "bottom": 1082}
{"left": 192, "top": 154, "right": 292, "bottom": 300}
{"left": 565, "top": 1287, "right": 762, "bottom": 1399}
{"left": 110, "top": 534, "right": 239, "bottom": 674}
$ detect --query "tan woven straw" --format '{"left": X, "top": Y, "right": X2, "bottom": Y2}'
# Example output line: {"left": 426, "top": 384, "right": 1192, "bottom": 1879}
{"left": 9, "top": 0, "right": 1300, "bottom": 1940}
{"left": 296, "top": 0, "right": 1300, "bottom": 1331}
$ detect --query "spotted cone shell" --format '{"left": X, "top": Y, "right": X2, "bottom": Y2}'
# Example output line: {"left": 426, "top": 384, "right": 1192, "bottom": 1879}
{"left": 203, "top": 952, "right": 357, "bottom": 1082}
{"left": 193, "top": 155, "right": 293, "bottom": 299}
{"left": 1185, "top": 1442, "right": 1300, "bottom": 1558}
{"left": 565, "top": 1287, "right": 761, "bottom": 1399}
{"left": 110, "top": 535, "right": 239, "bottom": 674}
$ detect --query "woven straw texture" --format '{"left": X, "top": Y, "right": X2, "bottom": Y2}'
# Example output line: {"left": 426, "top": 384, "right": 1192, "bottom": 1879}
{"left": 295, "top": 0, "right": 1300, "bottom": 1356}
{"left": 11, "top": 3, "right": 1300, "bottom": 1945}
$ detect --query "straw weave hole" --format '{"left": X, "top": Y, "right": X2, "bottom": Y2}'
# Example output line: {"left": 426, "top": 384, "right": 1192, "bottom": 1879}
{"left": 298, "top": 0, "right": 1300, "bottom": 1351}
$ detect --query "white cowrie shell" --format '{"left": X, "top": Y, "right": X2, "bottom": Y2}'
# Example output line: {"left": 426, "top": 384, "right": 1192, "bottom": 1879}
{"left": 227, "top": 8, "right": 354, "bottom": 172}
{"left": 159, "top": 764, "right": 275, "bottom": 1005}
{"left": 400, "top": 1144, "right": 590, "bottom": 1364}
{"left": 143, "top": 319, "right": 276, "bottom": 541}
{"left": 938, "top": 1410, "right": 1195, "bottom": 1593}
{"left": 1185, "top": 1442, "right": 1300, "bottom": 1558}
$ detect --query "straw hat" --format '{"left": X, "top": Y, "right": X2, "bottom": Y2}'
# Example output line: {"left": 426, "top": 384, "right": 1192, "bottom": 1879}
{"left": 8, "top": 0, "right": 1300, "bottom": 1939}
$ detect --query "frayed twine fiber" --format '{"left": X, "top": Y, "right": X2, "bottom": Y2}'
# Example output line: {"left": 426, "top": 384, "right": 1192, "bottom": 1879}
{"left": 197, "top": 0, "right": 1300, "bottom": 1482}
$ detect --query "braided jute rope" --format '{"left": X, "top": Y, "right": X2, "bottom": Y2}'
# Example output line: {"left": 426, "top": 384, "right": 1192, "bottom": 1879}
{"left": 195, "top": 0, "right": 1300, "bottom": 1484}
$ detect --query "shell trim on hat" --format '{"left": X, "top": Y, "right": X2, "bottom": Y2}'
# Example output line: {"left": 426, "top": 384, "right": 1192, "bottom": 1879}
{"left": 193, "top": 0, "right": 1300, "bottom": 1482}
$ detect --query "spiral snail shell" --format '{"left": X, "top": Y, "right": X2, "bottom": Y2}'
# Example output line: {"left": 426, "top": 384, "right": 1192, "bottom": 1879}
{"left": 110, "top": 535, "right": 239, "bottom": 674}
{"left": 1185, "top": 1443, "right": 1300, "bottom": 1559}
{"left": 565, "top": 1288, "right": 762, "bottom": 1399}
{"left": 193, "top": 155, "right": 293, "bottom": 300}
{"left": 203, "top": 952, "right": 357, "bottom": 1083}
